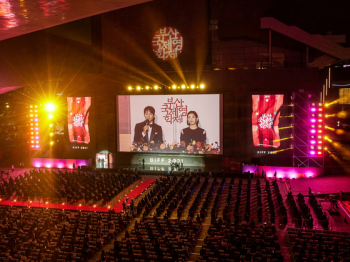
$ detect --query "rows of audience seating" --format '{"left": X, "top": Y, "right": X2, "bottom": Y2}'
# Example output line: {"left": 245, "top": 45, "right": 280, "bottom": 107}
{"left": 286, "top": 227, "right": 350, "bottom": 262}
{"left": 211, "top": 177, "right": 225, "bottom": 223}
{"left": 137, "top": 176, "right": 178, "bottom": 216}
{"left": 165, "top": 177, "right": 194, "bottom": 217}
{"left": 199, "top": 178, "right": 217, "bottom": 220}
{"left": 0, "top": 206, "right": 131, "bottom": 261}
{"left": 176, "top": 176, "right": 201, "bottom": 218}
{"left": 104, "top": 217, "right": 202, "bottom": 261}
{"left": 188, "top": 177, "right": 209, "bottom": 218}
{"left": 0, "top": 169, "right": 138, "bottom": 204}
{"left": 198, "top": 223, "right": 283, "bottom": 261}
{"left": 309, "top": 193, "right": 329, "bottom": 230}
{"left": 272, "top": 180, "right": 288, "bottom": 225}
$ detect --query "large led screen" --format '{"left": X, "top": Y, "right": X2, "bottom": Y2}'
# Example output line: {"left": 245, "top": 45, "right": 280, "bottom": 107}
{"left": 251, "top": 94, "right": 292, "bottom": 158}
{"left": 67, "top": 97, "right": 91, "bottom": 144}
{"left": 117, "top": 95, "right": 222, "bottom": 154}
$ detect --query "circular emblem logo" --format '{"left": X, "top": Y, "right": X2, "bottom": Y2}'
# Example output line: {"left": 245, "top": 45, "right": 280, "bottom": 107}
{"left": 152, "top": 27, "right": 183, "bottom": 61}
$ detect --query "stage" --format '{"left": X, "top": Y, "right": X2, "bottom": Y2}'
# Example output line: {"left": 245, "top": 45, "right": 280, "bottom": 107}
{"left": 95, "top": 164, "right": 231, "bottom": 176}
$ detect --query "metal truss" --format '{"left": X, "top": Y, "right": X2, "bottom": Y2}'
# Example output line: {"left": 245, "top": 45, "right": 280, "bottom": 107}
{"left": 292, "top": 92, "right": 324, "bottom": 168}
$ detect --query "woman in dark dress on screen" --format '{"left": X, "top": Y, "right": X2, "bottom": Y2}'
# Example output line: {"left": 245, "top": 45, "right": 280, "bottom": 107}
{"left": 180, "top": 111, "right": 206, "bottom": 146}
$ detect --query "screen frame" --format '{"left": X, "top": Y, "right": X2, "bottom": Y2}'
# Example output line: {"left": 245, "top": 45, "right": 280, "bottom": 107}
{"left": 116, "top": 93, "right": 224, "bottom": 155}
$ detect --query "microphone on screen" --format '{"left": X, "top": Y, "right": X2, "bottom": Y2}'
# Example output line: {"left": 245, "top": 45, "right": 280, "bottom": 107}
{"left": 145, "top": 120, "right": 150, "bottom": 133}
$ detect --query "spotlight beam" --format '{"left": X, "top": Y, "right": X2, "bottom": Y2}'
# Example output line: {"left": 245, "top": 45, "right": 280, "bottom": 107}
{"left": 278, "top": 126, "right": 293, "bottom": 130}
{"left": 271, "top": 147, "right": 293, "bottom": 153}
{"left": 273, "top": 137, "right": 293, "bottom": 142}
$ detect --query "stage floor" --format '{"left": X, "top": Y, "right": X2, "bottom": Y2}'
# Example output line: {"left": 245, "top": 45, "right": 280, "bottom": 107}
{"left": 98, "top": 164, "right": 234, "bottom": 174}
{"left": 289, "top": 174, "right": 350, "bottom": 195}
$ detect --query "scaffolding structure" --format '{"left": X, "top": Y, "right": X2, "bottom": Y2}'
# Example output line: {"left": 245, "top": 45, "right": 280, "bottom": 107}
{"left": 292, "top": 92, "right": 324, "bottom": 168}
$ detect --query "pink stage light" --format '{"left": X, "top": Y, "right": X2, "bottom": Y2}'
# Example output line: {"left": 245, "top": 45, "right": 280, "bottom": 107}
{"left": 46, "top": 164, "right": 52, "bottom": 168}
{"left": 35, "top": 136, "right": 40, "bottom": 139}
{"left": 311, "top": 119, "right": 316, "bottom": 123}
{"left": 34, "top": 118, "right": 38, "bottom": 122}
{"left": 310, "top": 108, "right": 316, "bottom": 112}
{"left": 35, "top": 145, "right": 40, "bottom": 148}
{"left": 310, "top": 151, "right": 316, "bottom": 155}
{"left": 34, "top": 162, "right": 42, "bottom": 168}
{"left": 57, "top": 164, "right": 64, "bottom": 169}
{"left": 310, "top": 140, "right": 316, "bottom": 144}
{"left": 305, "top": 172, "right": 314, "bottom": 177}
{"left": 310, "top": 129, "right": 316, "bottom": 134}
{"left": 35, "top": 127, "right": 39, "bottom": 131}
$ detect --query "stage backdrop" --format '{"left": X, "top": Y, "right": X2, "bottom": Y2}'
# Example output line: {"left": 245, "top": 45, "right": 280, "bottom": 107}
{"left": 117, "top": 94, "right": 223, "bottom": 154}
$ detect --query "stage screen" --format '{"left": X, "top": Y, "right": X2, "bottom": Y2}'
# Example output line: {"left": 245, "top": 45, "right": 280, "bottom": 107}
{"left": 67, "top": 97, "right": 91, "bottom": 144}
{"left": 117, "top": 94, "right": 223, "bottom": 154}
{"left": 251, "top": 94, "right": 292, "bottom": 157}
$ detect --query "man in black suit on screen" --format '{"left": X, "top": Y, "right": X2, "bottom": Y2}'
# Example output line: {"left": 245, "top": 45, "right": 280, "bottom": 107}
{"left": 134, "top": 106, "right": 163, "bottom": 145}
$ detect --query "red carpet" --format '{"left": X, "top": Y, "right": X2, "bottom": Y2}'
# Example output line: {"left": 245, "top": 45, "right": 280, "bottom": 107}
{"left": 112, "top": 178, "right": 156, "bottom": 212}
{"left": 0, "top": 178, "right": 155, "bottom": 213}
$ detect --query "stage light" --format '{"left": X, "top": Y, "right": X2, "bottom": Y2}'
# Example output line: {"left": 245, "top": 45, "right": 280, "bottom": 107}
{"left": 30, "top": 114, "right": 33, "bottom": 117}
{"left": 50, "top": 133, "right": 53, "bottom": 136}
{"left": 172, "top": 85, "right": 176, "bottom": 89}
{"left": 181, "top": 85, "right": 185, "bottom": 89}
{"left": 35, "top": 145, "right": 39, "bottom": 148}
{"left": 30, "top": 105, "right": 32, "bottom": 108}
{"left": 50, "top": 124, "right": 53, "bottom": 127}
{"left": 318, "top": 141, "right": 322, "bottom": 144}
{"left": 317, "top": 151, "right": 322, "bottom": 155}
{"left": 311, "top": 125, "right": 315, "bottom": 128}
{"left": 34, "top": 118, "right": 38, "bottom": 122}
{"left": 311, "top": 119, "right": 316, "bottom": 123}
{"left": 136, "top": 86, "right": 141, "bottom": 91}
{"left": 48, "top": 114, "right": 53, "bottom": 119}
{"left": 31, "top": 141, "right": 34, "bottom": 143}
{"left": 318, "top": 108, "right": 323, "bottom": 112}
{"left": 154, "top": 85, "right": 158, "bottom": 90}
{"left": 6, "top": 105, "right": 9, "bottom": 108}
{"left": 318, "top": 119, "right": 323, "bottom": 122}
{"left": 310, "top": 140, "right": 316, "bottom": 144}
{"left": 200, "top": 84, "right": 205, "bottom": 89}
{"left": 145, "top": 86, "right": 149, "bottom": 90}
{"left": 310, "top": 146, "right": 315, "bottom": 149}
{"left": 319, "top": 103, "right": 322, "bottom": 106}
{"left": 36, "top": 141, "right": 39, "bottom": 144}
{"left": 310, "top": 151, "right": 316, "bottom": 155}
{"left": 45, "top": 103, "right": 55, "bottom": 112}
{"left": 191, "top": 85, "right": 195, "bottom": 89}
{"left": 35, "top": 105, "right": 37, "bottom": 108}
{"left": 318, "top": 130, "right": 322, "bottom": 133}
{"left": 311, "top": 108, "right": 316, "bottom": 112}
{"left": 318, "top": 114, "right": 322, "bottom": 117}
{"left": 50, "top": 141, "right": 54, "bottom": 145}
{"left": 128, "top": 86, "right": 132, "bottom": 91}
{"left": 324, "top": 147, "right": 328, "bottom": 150}
{"left": 310, "top": 129, "right": 316, "bottom": 134}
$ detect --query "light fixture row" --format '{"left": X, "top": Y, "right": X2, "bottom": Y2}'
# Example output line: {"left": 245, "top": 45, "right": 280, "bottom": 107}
{"left": 127, "top": 84, "right": 205, "bottom": 91}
